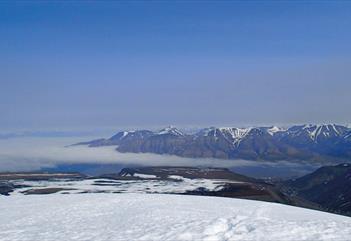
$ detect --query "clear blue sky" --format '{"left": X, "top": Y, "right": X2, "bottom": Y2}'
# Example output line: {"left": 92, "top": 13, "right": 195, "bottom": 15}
{"left": 1, "top": 1, "right": 351, "bottom": 130}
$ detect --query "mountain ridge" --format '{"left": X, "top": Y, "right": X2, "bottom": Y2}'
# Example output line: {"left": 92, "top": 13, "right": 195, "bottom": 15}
{"left": 74, "top": 124, "right": 351, "bottom": 162}
{"left": 283, "top": 163, "right": 351, "bottom": 216}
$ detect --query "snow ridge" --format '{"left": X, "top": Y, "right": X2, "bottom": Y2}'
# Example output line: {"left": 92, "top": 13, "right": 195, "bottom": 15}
{"left": 157, "top": 126, "right": 184, "bottom": 136}
{"left": 301, "top": 124, "right": 344, "bottom": 141}
{"left": 266, "top": 126, "right": 283, "bottom": 136}
{"left": 218, "top": 127, "right": 252, "bottom": 146}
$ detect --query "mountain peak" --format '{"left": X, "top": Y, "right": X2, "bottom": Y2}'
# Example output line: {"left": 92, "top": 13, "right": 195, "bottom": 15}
{"left": 157, "top": 126, "right": 184, "bottom": 136}
{"left": 266, "top": 126, "right": 284, "bottom": 135}
{"left": 286, "top": 124, "right": 348, "bottom": 142}
{"left": 109, "top": 131, "right": 134, "bottom": 141}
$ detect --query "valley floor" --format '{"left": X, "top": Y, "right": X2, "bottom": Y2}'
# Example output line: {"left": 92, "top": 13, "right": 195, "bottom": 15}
{"left": 0, "top": 193, "right": 350, "bottom": 241}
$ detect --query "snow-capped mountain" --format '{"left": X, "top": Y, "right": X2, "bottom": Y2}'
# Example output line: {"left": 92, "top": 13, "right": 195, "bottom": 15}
{"left": 266, "top": 126, "right": 285, "bottom": 135}
{"left": 276, "top": 124, "right": 350, "bottom": 157}
{"left": 109, "top": 130, "right": 154, "bottom": 142}
{"left": 75, "top": 124, "right": 351, "bottom": 162}
{"left": 156, "top": 126, "right": 185, "bottom": 136}
{"left": 280, "top": 124, "right": 348, "bottom": 144}
{"left": 214, "top": 127, "right": 252, "bottom": 146}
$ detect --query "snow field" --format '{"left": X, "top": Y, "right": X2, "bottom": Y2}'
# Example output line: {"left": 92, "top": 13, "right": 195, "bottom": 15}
{"left": 0, "top": 193, "right": 351, "bottom": 241}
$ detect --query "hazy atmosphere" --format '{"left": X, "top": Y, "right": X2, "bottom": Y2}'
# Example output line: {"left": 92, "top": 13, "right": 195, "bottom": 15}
{"left": 0, "top": 136, "right": 320, "bottom": 177}
{"left": 1, "top": 1, "right": 351, "bottom": 131}
{"left": 2, "top": 2, "right": 351, "bottom": 238}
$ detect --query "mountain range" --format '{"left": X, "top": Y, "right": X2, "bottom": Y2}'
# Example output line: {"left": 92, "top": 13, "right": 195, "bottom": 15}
{"left": 75, "top": 124, "right": 351, "bottom": 163}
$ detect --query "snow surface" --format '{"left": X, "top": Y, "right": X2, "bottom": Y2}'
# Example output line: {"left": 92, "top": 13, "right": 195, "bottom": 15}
{"left": 0, "top": 193, "right": 350, "bottom": 241}
{"left": 10, "top": 177, "right": 235, "bottom": 195}
{"left": 133, "top": 173, "right": 158, "bottom": 179}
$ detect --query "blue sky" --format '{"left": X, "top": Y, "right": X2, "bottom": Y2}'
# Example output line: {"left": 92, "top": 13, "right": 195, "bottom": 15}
{"left": 1, "top": 1, "right": 351, "bottom": 130}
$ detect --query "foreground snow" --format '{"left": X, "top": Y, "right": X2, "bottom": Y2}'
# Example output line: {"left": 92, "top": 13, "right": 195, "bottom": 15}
{"left": 0, "top": 194, "right": 351, "bottom": 241}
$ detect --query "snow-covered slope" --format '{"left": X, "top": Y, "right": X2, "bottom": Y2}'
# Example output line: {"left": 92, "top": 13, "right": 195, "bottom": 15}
{"left": 0, "top": 194, "right": 350, "bottom": 241}
{"left": 157, "top": 126, "right": 185, "bottom": 136}
{"left": 218, "top": 127, "right": 252, "bottom": 146}
{"left": 284, "top": 124, "right": 348, "bottom": 142}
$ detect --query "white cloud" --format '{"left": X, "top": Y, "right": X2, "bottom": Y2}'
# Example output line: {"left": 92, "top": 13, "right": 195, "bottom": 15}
{"left": 0, "top": 137, "right": 260, "bottom": 172}
{"left": 0, "top": 137, "right": 320, "bottom": 177}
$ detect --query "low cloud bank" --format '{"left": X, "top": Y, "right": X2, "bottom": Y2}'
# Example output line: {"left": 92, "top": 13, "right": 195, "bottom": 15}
{"left": 0, "top": 137, "right": 251, "bottom": 172}
{"left": 0, "top": 137, "right": 320, "bottom": 174}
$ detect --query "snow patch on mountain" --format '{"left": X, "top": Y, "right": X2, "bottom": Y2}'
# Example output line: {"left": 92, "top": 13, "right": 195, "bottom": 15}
{"left": 109, "top": 131, "right": 135, "bottom": 140}
{"left": 267, "top": 126, "right": 284, "bottom": 136}
{"left": 219, "top": 127, "right": 252, "bottom": 146}
{"left": 157, "top": 126, "right": 185, "bottom": 136}
{"left": 285, "top": 124, "right": 347, "bottom": 142}
{"left": 307, "top": 124, "right": 344, "bottom": 141}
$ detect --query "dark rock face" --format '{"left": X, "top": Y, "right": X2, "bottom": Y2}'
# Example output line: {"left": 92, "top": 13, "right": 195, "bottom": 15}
{"left": 0, "top": 182, "right": 29, "bottom": 195}
{"left": 185, "top": 183, "right": 317, "bottom": 209}
{"left": 21, "top": 188, "right": 75, "bottom": 195}
{"left": 119, "top": 132, "right": 190, "bottom": 155}
{"left": 75, "top": 124, "right": 351, "bottom": 162}
{"left": 0, "top": 182, "right": 15, "bottom": 195}
{"left": 284, "top": 163, "right": 351, "bottom": 216}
